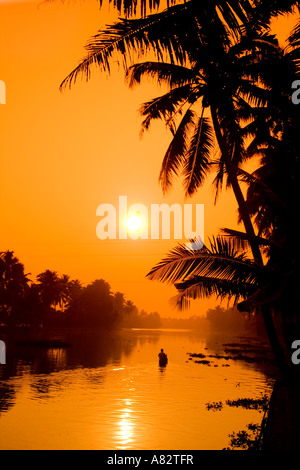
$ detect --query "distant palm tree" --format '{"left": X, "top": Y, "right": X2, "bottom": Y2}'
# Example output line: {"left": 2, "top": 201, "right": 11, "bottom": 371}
{"left": 0, "top": 251, "right": 30, "bottom": 291}
{"left": 0, "top": 251, "right": 30, "bottom": 324}
{"left": 57, "top": 274, "right": 72, "bottom": 311}
{"left": 65, "top": 279, "right": 117, "bottom": 328}
{"left": 66, "top": 279, "right": 83, "bottom": 298}
{"left": 35, "top": 270, "right": 66, "bottom": 310}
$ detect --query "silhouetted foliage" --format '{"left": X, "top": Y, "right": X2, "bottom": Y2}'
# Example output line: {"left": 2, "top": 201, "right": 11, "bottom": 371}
{"left": 0, "top": 255, "right": 165, "bottom": 330}
{"left": 0, "top": 251, "right": 30, "bottom": 327}
{"left": 35, "top": 270, "right": 68, "bottom": 312}
{"left": 119, "top": 308, "right": 161, "bottom": 328}
{"left": 64, "top": 279, "right": 117, "bottom": 328}
{"left": 205, "top": 305, "right": 264, "bottom": 335}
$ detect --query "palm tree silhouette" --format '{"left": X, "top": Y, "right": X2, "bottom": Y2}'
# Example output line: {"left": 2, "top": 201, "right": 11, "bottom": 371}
{"left": 60, "top": 0, "right": 300, "bottom": 86}
{"left": 60, "top": 1, "right": 257, "bottom": 89}
{"left": 147, "top": 90, "right": 300, "bottom": 380}
{"left": 35, "top": 270, "right": 68, "bottom": 311}
{"left": 126, "top": 28, "right": 296, "bottom": 256}
{"left": 60, "top": 0, "right": 295, "bottom": 263}
{"left": 0, "top": 251, "right": 30, "bottom": 325}
{"left": 61, "top": 0, "right": 300, "bottom": 377}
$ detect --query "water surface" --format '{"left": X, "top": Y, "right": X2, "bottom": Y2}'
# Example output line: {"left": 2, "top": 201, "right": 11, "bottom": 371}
{"left": 0, "top": 328, "right": 276, "bottom": 449}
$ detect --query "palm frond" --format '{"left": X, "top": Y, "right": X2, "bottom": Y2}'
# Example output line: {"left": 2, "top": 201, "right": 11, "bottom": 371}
{"left": 138, "top": 83, "right": 198, "bottom": 133}
{"left": 251, "top": 0, "right": 299, "bottom": 27}
{"left": 237, "top": 276, "right": 287, "bottom": 312}
{"left": 236, "top": 166, "right": 286, "bottom": 208}
{"left": 125, "top": 61, "right": 197, "bottom": 89}
{"left": 286, "top": 18, "right": 300, "bottom": 73}
{"left": 60, "top": 0, "right": 262, "bottom": 90}
{"left": 238, "top": 80, "right": 271, "bottom": 108}
{"left": 183, "top": 114, "right": 214, "bottom": 196}
{"left": 97, "top": 0, "right": 255, "bottom": 23}
{"left": 240, "top": 114, "right": 274, "bottom": 143}
{"left": 288, "top": 18, "right": 300, "bottom": 47}
{"left": 211, "top": 158, "right": 226, "bottom": 203}
{"left": 159, "top": 108, "right": 196, "bottom": 193}
{"left": 172, "top": 274, "right": 258, "bottom": 310}
{"left": 60, "top": 3, "right": 195, "bottom": 89}
{"left": 146, "top": 235, "right": 266, "bottom": 285}
{"left": 220, "top": 227, "right": 273, "bottom": 250}
{"left": 216, "top": 105, "right": 246, "bottom": 168}
{"left": 47, "top": 0, "right": 178, "bottom": 18}
{"left": 146, "top": 235, "right": 271, "bottom": 311}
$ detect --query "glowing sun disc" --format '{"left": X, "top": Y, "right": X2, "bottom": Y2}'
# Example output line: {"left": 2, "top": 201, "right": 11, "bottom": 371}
{"left": 126, "top": 215, "right": 143, "bottom": 232}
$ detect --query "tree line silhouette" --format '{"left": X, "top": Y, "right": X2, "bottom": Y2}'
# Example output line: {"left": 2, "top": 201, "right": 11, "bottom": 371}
{"left": 0, "top": 250, "right": 160, "bottom": 330}
{"left": 0, "top": 250, "right": 262, "bottom": 333}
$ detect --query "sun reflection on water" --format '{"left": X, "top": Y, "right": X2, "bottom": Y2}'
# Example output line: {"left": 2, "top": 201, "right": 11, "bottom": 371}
{"left": 0, "top": 330, "right": 275, "bottom": 450}
{"left": 116, "top": 399, "right": 135, "bottom": 449}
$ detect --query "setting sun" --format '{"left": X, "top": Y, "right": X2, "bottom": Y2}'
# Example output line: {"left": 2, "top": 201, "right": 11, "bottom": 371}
{"left": 0, "top": 0, "right": 299, "bottom": 453}
{"left": 126, "top": 215, "right": 143, "bottom": 233}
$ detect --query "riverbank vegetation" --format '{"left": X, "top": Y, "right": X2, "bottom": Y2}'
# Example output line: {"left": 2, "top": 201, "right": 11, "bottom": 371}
{"left": 0, "top": 250, "right": 264, "bottom": 334}
{"left": 0, "top": 250, "right": 146, "bottom": 330}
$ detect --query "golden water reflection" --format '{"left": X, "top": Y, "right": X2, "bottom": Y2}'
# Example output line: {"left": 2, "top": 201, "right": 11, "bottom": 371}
{"left": 117, "top": 408, "right": 135, "bottom": 448}
{"left": 0, "top": 329, "right": 277, "bottom": 449}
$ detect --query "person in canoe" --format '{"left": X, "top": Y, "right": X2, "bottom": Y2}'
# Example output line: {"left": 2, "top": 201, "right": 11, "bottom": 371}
{"left": 158, "top": 348, "right": 168, "bottom": 366}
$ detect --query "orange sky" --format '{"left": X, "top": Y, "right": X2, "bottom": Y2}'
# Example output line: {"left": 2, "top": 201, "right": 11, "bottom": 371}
{"left": 0, "top": 0, "right": 297, "bottom": 318}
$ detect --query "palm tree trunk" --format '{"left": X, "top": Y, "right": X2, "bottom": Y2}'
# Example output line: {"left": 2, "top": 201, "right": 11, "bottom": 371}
{"left": 226, "top": 169, "right": 263, "bottom": 263}
{"left": 210, "top": 105, "right": 292, "bottom": 380}
{"left": 210, "top": 107, "right": 262, "bottom": 259}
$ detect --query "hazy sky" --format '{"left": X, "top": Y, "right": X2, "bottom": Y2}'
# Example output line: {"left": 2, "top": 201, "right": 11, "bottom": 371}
{"left": 0, "top": 0, "right": 297, "bottom": 318}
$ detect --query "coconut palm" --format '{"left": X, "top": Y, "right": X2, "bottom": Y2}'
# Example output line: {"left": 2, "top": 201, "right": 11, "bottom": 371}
{"left": 146, "top": 90, "right": 300, "bottom": 380}
{"left": 61, "top": 1, "right": 295, "bottom": 262}
{"left": 60, "top": 0, "right": 300, "bottom": 377}
{"left": 60, "top": 1, "right": 260, "bottom": 89}
{"left": 60, "top": 0, "right": 296, "bottom": 261}
{"left": 57, "top": 274, "right": 72, "bottom": 311}
{"left": 35, "top": 270, "right": 66, "bottom": 310}
{"left": 60, "top": 0, "right": 300, "bottom": 88}
{"left": 129, "top": 30, "right": 297, "bottom": 250}
{"left": 122, "top": 23, "right": 297, "bottom": 377}
{"left": 0, "top": 251, "right": 31, "bottom": 325}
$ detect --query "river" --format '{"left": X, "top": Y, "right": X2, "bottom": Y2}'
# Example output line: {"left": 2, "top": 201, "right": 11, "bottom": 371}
{"left": 0, "top": 328, "right": 277, "bottom": 450}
